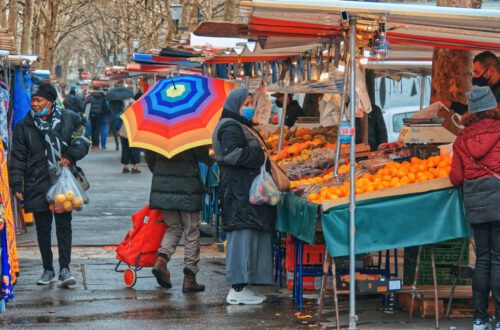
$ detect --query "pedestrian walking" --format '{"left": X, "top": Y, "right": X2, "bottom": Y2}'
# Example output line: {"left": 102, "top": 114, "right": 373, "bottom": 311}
{"left": 116, "top": 99, "right": 141, "bottom": 174}
{"left": 146, "top": 146, "right": 211, "bottom": 292}
{"left": 449, "top": 86, "right": 500, "bottom": 330}
{"left": 10, "top": 81, "right": 90, "bottom": 287}
{"left": 213, "top": 88, "right": 277, "bottom": 305}
{"left": 84, "top": 88, "right": 108, "bottom": 151}
{"left": 63, "top": 87, "right": 84, "bottom": 114}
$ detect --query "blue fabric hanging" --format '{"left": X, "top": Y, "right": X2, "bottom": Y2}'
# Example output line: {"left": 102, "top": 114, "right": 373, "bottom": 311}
{"left": 12, "top": 67, "right": 31, "bottom": 129}
{"left": 272, "top": 62, "right": 278, "bottom": 83}
{"left": 243, "top": 63, "right": 252, "bottom": 76}
{"left": 1, "top": 226, "right": 13, "bottom": 303}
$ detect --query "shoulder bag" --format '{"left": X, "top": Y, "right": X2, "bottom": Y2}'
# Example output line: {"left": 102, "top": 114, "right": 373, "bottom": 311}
{"left": 463, "top": 144, "right": 500, "bottom": 180}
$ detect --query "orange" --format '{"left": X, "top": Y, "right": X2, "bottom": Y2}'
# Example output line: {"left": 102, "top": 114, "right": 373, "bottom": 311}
{"left": 375, "top": 183, "right": 386, "bottom": 191}
{"left": 400, "top": 176, "right": 410, "bottom": 185}
{"left": 327, "top": 193, "right": 340, "bottom": 200}
{"left": 382, "top": 175, "right": 393, "bottom": 182}
{"left": 382, "top": 181, "right": 391, "bottom": 188}
{"left": 397, "top": 169, "right": 409, "bottom": 178}
{"left": 438, "top": 169, "right": 449, "bottom": 178}
{"left": 408, "top": 172, "right": 417, "bottom": 183}
{"left": 411, "top": 157, "right": 422, "bottom": 164}
{"left": 355, "top": 187, "right": 365, "bottom": 194}
{"left": 309, "top": 193, "right": 319, "bottom": 200}
{"left": 409, "top": 166, "right": 419, "bottom": 174}
{"left": 417, "top": 164, "right": 428, "bottom": 172}
{"left": 365, "top": 184, "right": 375, "bottom": 192}
{"left": 373, "top": 176, "right": 382, "bottom": 183}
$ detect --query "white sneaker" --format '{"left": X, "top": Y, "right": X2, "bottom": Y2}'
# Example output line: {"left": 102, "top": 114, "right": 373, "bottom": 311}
{"left": 473, "top": 319, "right": 493, "bottom": 330}
{"left": 226, "top": 287, "right": 266, "bottom": 305}
{"left": 248, "top": 287, "right": 267, "bottom": 301}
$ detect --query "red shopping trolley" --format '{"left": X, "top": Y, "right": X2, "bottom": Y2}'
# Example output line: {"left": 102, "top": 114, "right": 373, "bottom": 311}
{"left": 115, "top": 205, "right": 166, "bottom": 287}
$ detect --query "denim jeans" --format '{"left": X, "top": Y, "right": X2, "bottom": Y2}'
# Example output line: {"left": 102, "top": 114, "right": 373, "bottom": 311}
{"left": 472, "top": 221, "right": 500, "bottom": 322}
{"left": 100, "top": 115, "right": 109, "bottom": 148}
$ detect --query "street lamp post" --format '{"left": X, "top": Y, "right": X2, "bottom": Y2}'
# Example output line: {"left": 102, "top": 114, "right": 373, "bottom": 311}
{"left": 170, "top": 3, "right": 183, "bottom": 35}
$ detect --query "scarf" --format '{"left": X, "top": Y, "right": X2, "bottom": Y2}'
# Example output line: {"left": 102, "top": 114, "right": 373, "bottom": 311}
{"left": 31, "top": 104, "right": 67, "bottom": 182}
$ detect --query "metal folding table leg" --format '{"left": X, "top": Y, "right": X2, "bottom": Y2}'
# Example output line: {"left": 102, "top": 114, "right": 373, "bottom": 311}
{"left": 445, "top": 238, "right": 468, "bottom": 319}
{"left": 317, "top": 248, "right": 331, "bottom": 324}
{"left": 409, "top": 245, "right": 423, "bottom": 323}
{"left": 430, "top": 247, "right": 439, "bottom": 329}
{"left": 331, "top": 256, "right": 341, "bottom": 330}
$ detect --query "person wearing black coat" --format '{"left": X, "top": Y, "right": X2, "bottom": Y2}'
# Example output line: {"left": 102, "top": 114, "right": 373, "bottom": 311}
{"left": 63, "top": 89, "right": 83, "bottom": 114}
{"left": 355, "top": 104, "right": 388, "bottom": 151}
{"left": 273, "top": 92, "right": 305, "bottom": 127}
{"left": 84, "top": 90, "right": 108, "bottom": 150}
{"left": 213, "top": 88, "right": 277, "bottom": 305}
{"left": 10, "top": 81, "right": 89, "bottom": 287}
{"left": 146, "top": 147, "right": 211, "bottom": 293}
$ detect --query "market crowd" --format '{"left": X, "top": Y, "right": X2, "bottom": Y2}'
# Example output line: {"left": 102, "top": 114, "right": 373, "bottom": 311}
{"left": 7, "top": 51, "right": 500, "bottom": 330}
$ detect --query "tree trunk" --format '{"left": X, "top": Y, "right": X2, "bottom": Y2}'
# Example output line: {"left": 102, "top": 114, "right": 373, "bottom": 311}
{"left": 431, "top": 0, "right": 482, "bottom": 107}
{"left": 223, "top": 0, "right": 236, "bottom": 21}
{"left": 40, "top": 1, "right": 60, "bottom": 69}
{"left": 7, "top": 0, "right": 16, "bottom": 33}
{"left": 0, "top": 0, "right": 6, "bottom": 28}
{"left": 20, "top": 0, "right": 33, "bottom": 54}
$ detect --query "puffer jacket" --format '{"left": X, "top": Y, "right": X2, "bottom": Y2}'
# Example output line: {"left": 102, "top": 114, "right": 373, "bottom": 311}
{"left": 145, "top": 147, "right": 211, "bottom": 212}
{"left": 10, "top": 109, "right": 89, "bottom": 212}
{"left": 85, "top": 92, "right": 108, "bottom": 117}
{"left": 63, "top": 94, "right": 84, "bottom": 114}
{"left": 450, "top": 117, "right": 500, "bottom": 224}
{"left": 213, "top": 110, "right": 277, "bottom": 232}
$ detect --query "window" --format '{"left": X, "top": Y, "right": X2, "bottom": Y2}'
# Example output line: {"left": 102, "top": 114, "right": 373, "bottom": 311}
{"left": 393, "top": 112, "right": 417, "bottom": 133}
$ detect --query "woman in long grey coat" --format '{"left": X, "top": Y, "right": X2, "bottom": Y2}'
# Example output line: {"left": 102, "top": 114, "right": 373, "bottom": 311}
{"left": 213, "top": 88, "right": 276, "bottom": 305}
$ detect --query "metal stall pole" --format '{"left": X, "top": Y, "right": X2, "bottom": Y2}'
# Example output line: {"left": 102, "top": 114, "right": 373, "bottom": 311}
{"left": 277, "top": 93, "right": 289, "bottom": 152}
{"left": 317, "top": 251, "right": 332, "bottom": 323}
{"left": 333, "top": 47, "right": 350, "bottom": 177}
{"left": 332, "top": 257, "right": 341, "bottom": 330}
{"left": 430, "top": 247, "right": 440, "bottom": 329}
{"left": 419, "top": 75, "right": 426, "bottom": 111}
{"left": 348, "top": 17, "right": 358, "bottom": 330}
{"left": 409, "top": 245, "right": 423, "bottom": 323}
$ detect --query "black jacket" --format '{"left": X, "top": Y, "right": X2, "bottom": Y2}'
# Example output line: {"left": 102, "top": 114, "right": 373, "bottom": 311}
{"left": 356, "top": 104, "right": 388, "bottom": 151}
{"left": 10, "top": 110, "right": 89, "bottom": 212}
{"left": 284, "top": 100, "right": 304, "bottom": 127}
{"left": 84, "top": 92, "right": 108, "bottom": 117}
{"left": 145, "top": 147, "right": 211, "bottom": 212}
{"left": 213, "top": 110, "right": 277, "bottom": 232}
{"left": 63, "top": 94, "right": 84, "bottom": 114}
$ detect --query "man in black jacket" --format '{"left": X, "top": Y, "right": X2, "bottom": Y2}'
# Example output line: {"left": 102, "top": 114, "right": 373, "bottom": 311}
{"left": 146, "top": 147, "right": 211, "bottom": 293}
{"left": 63, "top": 88, "right": 83, "bottom": 114}
{"left": 84, "top": 89, "right": 108, "bottom": 151}
{"left": 10, "top": 81, "right": 90, "bottom": 287}
{"left": 355, "top": 104, "right": 388, "bottom": 151}
{"left": 272, "top": 93, "right": 305, "bottom": 127}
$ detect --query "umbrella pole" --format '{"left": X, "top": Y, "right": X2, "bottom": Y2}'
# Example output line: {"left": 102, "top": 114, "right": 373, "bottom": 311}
{"left": 348, "top": 17, "right": 358, "bottom": 330}
{"left": 333, "top": 40, "right": 350, "bottom": 177}
{"left": 277, "top": 93, "right": 289, "bottom": 152}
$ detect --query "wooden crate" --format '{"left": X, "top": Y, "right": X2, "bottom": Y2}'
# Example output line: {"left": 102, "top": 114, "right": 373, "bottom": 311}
{"left": 399, "top": 292, "right": 445, "bottom": 318}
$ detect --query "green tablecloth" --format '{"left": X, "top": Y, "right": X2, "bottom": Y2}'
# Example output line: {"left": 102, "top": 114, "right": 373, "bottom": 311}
{"left": 276, "top": 193, "right": 320, "bottom": 245}
{"left": 322, "top": 187, "right": 471, "bottom": 257}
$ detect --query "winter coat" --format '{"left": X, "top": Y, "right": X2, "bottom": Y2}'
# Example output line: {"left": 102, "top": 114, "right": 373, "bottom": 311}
{"left": 356, "top": 104, "right": 388, "bottom": 151}
{"left": 63, "top": 95, "right": 84, "bottom": 114}
{"left": 10, "top": 110, "right": 89, "bottom": 212}
{"left": 145, "top": 147, "right": 211, "bottom": 212}
{"left": 84, "top": 92, "right": 108, "bottom": 117}
{"left": 450, "top": 118, "right": 500, "bottom": 224}
{"left": 213, "top": 110, "right": 277, "bottom": 233}
{"left": 284, "top": 100, "right": 304, "bottom": 127}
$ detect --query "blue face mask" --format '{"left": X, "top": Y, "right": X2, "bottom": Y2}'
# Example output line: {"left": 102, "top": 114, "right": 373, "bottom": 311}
{"left": 241, "top": 107, "right": 255, "bottom": 121}
{"left": 34, "top": 107, "right": 49, "bottom": 117}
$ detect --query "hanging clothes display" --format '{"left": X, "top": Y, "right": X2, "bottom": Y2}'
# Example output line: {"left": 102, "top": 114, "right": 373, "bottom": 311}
{"left": 319, "top": 93, "right": 342, "bottom": 127}
{"left": 1, "top": 223, "right": 13, "bottom": 303}
{"left": 11, "top": 66, "right": 31, "bottom": 130}
{"left": 253, "top": 83, "right": 273, "bottom": 125}
{"left": 0, "top": 142, "right": 17, "bottom": 282}
{"left": 0, "top": 81, "right": 9, "bottom": 144}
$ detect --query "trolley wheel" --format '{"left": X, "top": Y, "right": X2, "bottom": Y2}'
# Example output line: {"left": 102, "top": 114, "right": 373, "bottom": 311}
{"left": 123, "top": 268, "right": 137, "bottom": 288}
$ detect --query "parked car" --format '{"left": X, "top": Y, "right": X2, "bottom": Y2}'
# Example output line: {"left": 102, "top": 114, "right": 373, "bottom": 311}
{"left": 382, "top": 106, "right": 418, "bottom": 142}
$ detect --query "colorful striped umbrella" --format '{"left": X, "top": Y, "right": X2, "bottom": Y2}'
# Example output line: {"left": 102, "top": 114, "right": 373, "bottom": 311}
{"left": 121, "top": 75, "right": 237, "bottom": 158}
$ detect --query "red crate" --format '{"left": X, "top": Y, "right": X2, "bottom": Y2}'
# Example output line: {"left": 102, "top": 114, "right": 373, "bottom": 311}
{"left": 285, "top": 236, "right": 325, "bottom": 272}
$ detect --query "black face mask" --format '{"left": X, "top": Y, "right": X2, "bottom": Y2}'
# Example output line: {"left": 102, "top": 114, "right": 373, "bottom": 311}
{"left": 275, "top": 100, "right": 283, "bottom": 108}
{"left": 472, "top": 69, "right": 490, "bottom": 87}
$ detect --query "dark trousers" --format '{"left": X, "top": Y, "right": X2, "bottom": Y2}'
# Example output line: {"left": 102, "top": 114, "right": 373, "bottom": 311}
{"left": 120, "top": 138, "right": 140, "bottom": 165}
{"left": 90, "top": 115, "right": 101, "bottom": 147}
{"left": 34, "top": 211, "right": 72, "bottom": 272}
{"left": 472, "top": 221, "right": 500, "bottom": 321}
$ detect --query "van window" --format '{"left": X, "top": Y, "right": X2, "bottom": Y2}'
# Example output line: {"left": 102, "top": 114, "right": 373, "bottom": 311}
{"left": 393, "top": 112, "right": 417, "bottom": 133}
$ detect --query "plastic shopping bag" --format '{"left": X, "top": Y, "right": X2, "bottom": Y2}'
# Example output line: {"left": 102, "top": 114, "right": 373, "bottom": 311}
{"left": 249, "top": 165, "right": 280, "bottom": 206}
{"left": 46, "top": 167, "right": 89, "bottom": 213}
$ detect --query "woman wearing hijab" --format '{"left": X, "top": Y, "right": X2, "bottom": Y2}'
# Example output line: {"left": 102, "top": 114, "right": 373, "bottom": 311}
{"left": 10, "top": 81, "right": 90, "bottom": 287}
{"left": 212, "top": 88, "right": 277, "bottom": 305}
{"left": 449, "top": 86, "right": 500, "bottom": 330}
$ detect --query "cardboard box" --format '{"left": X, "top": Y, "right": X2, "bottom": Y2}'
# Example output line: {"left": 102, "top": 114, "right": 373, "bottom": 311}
{"left": 286, "top": 271, "right": 333, "bottom": 291}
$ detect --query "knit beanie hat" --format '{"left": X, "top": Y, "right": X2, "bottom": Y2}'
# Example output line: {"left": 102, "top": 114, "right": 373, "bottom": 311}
{"left": 467, "top": 86, "right": 497, "bottom": 113}
{"left": 31, "top": 81, "right": 58, "bottom": 102}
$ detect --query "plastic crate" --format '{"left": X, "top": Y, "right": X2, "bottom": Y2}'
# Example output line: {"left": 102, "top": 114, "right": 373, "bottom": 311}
{"left": 403, "top": 239, "right": 470, "bottom": 285}
{"left": 285, "top": 236, "right": 325, "bottom": 272}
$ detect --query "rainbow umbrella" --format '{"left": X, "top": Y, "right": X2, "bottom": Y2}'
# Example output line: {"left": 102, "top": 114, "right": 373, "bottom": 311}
{"left": 121, "top": 75, "right": 237, "bottom": 158}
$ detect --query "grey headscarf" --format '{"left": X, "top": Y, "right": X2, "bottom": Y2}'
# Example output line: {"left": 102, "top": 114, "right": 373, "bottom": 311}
{"left": 223, "top": 88, "right": 249, "bottom": 113}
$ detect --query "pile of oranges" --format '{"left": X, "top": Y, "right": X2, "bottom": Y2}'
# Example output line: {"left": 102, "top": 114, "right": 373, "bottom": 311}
{"left": 306, "top": 155, "right": 452, "bottom": 204}
{"left": 290, "top": 164, "right": 350, "bottom": 188}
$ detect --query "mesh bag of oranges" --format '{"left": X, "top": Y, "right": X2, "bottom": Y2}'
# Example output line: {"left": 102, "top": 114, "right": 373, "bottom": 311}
{"left": 46, "top": 167, "right": 89, "bottom": 213}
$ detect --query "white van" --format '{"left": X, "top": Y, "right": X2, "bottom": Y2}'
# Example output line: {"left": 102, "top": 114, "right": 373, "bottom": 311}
{"left": 382, "top": 106, "right": 419, "bottom": 142}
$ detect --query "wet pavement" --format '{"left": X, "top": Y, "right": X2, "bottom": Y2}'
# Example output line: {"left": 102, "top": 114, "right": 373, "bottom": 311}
{"left": 7, "top": 140, "right": 474, "bottom": 329}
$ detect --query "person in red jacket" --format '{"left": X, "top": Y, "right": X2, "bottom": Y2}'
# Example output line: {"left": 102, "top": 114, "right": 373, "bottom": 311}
{"left": 450, "top": 86, "right": 500, "bottom": 330}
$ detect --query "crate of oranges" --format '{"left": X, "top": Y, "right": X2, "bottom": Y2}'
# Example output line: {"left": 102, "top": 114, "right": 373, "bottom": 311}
{"left": 305, "top": 154, "right": 452, "bottom": 205}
